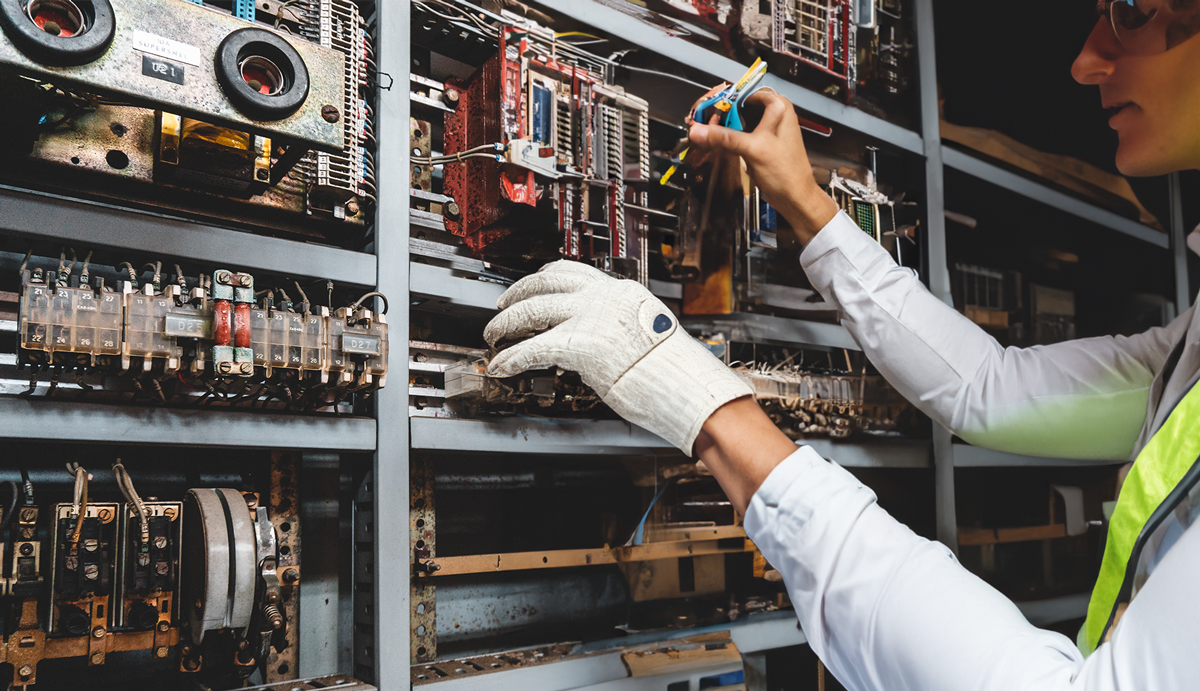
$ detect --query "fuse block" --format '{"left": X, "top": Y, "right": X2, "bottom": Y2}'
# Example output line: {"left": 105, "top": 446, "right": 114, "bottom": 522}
{"left": 123, "top": 288, "right": 186, "bottom": 372}
{"left": 19, "top": 283, "right": 122, "bottom": 366}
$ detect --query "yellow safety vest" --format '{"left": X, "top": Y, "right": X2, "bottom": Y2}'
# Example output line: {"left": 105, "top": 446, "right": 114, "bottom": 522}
{"left": 1081, "top": 341, "right": 1200, "bottom": 654}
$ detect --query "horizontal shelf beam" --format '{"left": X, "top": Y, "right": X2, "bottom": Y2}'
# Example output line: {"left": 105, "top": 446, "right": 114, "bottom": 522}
{"left": 942, "top": 148, "right": 1169, "bottom": 248}
{"left": 953, "top": 443, "right": 1126, "bottom": 467}
{"left": 1015, "top": 593, "right": 1090, "bottom": 627}
{"left": 411, "top": 417, "right": 667, "bottom": 454}
{"left": 411, "top": 417, "right": 928, "bottom": 467}
{"left": 422, "top": 611, "right": 805, "bottom": 691}
{"left": 681, "top": 312, "right": 860, "bottom": 351}
{"left": 0, "top": 185, "right": 378, "bottom": 286}
{"left": 528, "top": 0, "right": 924, "bottom": 155}
{"left": 0, "top": 398, "right": 376, "bottom": 451}
{"left": 411, "top": 262, "right": 506, "bottom": 312}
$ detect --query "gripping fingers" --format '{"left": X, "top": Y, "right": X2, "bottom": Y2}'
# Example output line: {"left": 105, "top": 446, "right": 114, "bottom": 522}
{"left": 484, "top": 293, "right": 579, "bottom": 347}
{"left": 496, "top": 260, "right": 605, "bottom": 310}
{"left": 487, "top": 330, "right": 566, "bottom": 378}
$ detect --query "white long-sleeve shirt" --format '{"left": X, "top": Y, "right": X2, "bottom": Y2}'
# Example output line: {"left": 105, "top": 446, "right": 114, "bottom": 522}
{"left": 741, "top": 212, "right": 1200, "bottom": 690}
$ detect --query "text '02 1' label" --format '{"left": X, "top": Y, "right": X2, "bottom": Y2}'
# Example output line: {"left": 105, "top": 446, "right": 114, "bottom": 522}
{"left": 131, "top": 30, "right": 201, "bottom": 67}
{"left": 142, "top": 55, "right": 185, "bottom": 85}
{"left": 164, "top": 313, "right": 212, "bottom": 339}
{"left": 341, "top": 333, "right": 381, "bottom": 356}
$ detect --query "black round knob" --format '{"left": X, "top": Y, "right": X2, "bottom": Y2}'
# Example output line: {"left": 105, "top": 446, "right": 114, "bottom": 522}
{"left": 214, "top": 27, "right": 310, "bottom": 121}
{"left": 0, "top": 0, "right": 116, "bottom": 66}
{"left": 129, "top": 601, "right": 160, "bottom": 631}
{"left": 58, "top": 604, "right": 90, "bottom": 637}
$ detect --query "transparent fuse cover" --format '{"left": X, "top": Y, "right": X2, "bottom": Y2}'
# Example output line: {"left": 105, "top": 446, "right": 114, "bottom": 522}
{"left": 20, "top": 285, "right": 122, "bottom": 359}
{"left": 123, "top": 293, "right": 183, "bottom": 360}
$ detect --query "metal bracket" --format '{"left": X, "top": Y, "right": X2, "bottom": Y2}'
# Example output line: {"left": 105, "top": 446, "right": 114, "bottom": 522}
{"left": 264, "top": 451, "right": 301, "bottom": 682}
{"left": 410, "top": 459, "right": 436, "bottom": 664}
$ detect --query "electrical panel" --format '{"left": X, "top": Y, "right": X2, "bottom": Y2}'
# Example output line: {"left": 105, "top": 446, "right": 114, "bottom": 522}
{"left": 408, "top": 1, "right": 927, "bottom": 685}
{"left": 0, "top": 453, "right": 379, "bottom": 690}
{"left": 0, "top": 0, "right": 378, "bottom": 238}
{"left": 14, "top": 251, "right": 388, "bottom": 408}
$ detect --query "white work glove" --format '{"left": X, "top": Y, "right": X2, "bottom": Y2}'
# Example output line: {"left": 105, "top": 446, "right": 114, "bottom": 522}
{"left": 484, "top": 260, "right": 753, "bottom": 454}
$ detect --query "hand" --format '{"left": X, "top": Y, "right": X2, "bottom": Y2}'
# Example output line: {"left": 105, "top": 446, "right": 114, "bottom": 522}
{"left": 688, "top": 89, "right": 839, "bottom": 243}
{"left": 483, "top": 261, "right": 753, "bottom": 454}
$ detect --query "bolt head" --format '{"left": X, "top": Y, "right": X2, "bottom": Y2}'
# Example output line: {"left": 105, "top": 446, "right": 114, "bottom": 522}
{"left": 346, "top": 200, "right": 361, "bottom": 216}
{"left": 17, "top": 665, "right": 32, "bottom": 679}
{"left": 155, "top": 647, "right": 169, "bottom": 658}
{"left": 444, "top": 201, "right": 461, "bottom": 220}
{"left": 90, "top": 653, "right": 104, "bottom": 665}
{"left": 215, "top": 270, "right": 232, "bottom": 284}
{"left": 20, "top": 508, "right": 36, "bottom": 522}
{"left": 238, "top": 274, "right": 252, "bottom": 287}
{"left": 153, "top": 536, "right": 168, "bottom": 550}
{"left": 321, "top": 105, "right": 340, "bottom": 123}
{"left": 92, "top": 626, "right": 106, "bottom": 639}
{"left": 443, "top": 89, "right": 460, "bottom": 106}
{"left": 282, "top": 568, "right": 299, "bottom": 584}
{"left": 256, "top": 169, "right": 269, "bottom": 181}
{"left": 18, "top": 543, "right": 32, "bottom": 556}
{"left": 157, "top": 620, "right": 170, "bottom": 632}
{"left": 83, "top": 564, "right": 99, "bottom": 580}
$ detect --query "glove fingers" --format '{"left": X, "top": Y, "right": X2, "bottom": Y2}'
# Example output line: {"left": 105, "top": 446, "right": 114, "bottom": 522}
{"left": 488, "top": 330, "right": 564, "bottom": 377}
{"left": 484, "top": 294, "right": 578, "bottom": 347}
{"left": 496, "top": 260, "right": 604, "bottom": 310}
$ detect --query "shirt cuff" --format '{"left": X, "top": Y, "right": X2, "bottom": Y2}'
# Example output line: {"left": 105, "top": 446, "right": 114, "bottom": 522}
{"left": 743, "top": 445, "right": 830, "bottom": 538}
{"left": 798, "top": 210, "right": 893, "bottom": 283}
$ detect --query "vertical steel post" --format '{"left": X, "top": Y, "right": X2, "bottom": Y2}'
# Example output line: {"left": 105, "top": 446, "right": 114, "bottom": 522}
{"left": 914, "top": 0, "right": 958, "bottom": 553}
{"left": 374, "top": 0, "right": 410, "bottom": 686}
{"left": 1169, "top": 172, "right": 1190, "bottom": 314}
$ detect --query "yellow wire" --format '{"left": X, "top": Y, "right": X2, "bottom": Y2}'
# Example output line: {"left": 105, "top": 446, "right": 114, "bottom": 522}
{"left": 554, "top": 31, "right": 602, "bottom": 40}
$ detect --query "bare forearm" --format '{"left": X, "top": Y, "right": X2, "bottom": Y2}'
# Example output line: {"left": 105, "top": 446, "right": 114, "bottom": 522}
{"left": 775, "top": 178, "right": 839, "bottom": 246}
{"left": 693, "top": 397, "right": 798, "bottom": 514}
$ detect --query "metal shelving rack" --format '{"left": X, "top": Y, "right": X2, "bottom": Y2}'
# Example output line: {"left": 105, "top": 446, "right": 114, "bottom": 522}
{"left": 0, "top": 2, "right": 404, "bottom": 686}
{"left": 394, "top": 0, "right": 1190, "bottom": 686}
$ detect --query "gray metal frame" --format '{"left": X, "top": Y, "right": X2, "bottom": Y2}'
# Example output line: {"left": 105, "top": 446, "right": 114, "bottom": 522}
{"left": 374, "top": 0, "right": 411, "bottom": 688}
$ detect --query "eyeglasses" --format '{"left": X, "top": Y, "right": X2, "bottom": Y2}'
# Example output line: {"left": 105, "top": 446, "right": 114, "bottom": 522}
{"left": 1096, "top": 0, "right": 1200, "bottom": 55}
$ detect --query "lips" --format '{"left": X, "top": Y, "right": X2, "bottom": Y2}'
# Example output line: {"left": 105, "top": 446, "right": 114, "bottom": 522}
{"left": 1104, "top": 101, "right": 1135, "bottom": 128}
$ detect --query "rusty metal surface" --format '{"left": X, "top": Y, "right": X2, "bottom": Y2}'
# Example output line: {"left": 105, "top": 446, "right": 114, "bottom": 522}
{"left": 442, "top": 54, "right": 511, "bottom": 250}
{"left": 0, "top": 0, "right": 345, "bottom": 151}
{"left": 265, "top": 451, "right": 301, "bottom": 682}
{"left": 242, "top": 674, "right": 376, "bottom": 690}
{"left": 411, "top": 118, "right": 433, "bottom": 194}
{"left": 412, "top": 642, "right": 581, "bottom": 686}
{"left": 411, "top": 458, "right": 437, "bottom": 664}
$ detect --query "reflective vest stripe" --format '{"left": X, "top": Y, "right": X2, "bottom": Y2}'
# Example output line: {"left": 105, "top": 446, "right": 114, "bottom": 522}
{"left": 1082, "top": 380, "right": 1200, "bottom": 653}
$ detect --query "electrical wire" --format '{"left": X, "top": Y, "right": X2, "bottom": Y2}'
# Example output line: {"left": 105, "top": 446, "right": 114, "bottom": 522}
{"left": 617, "top": 63, "right": 710, "bottom": 91}
{"left": 80, "top": 251, "right": 93, "bottom": 285}
{"left": 293, "top": 281, "right": 310, "bottom": 314}
{"left": 351, "top": 291, "right": 389, "bottom": 315}
{"left": 112, "top": 459, "right": 150, "bottom": 546}
{"left": 0, "top": 481, "right": 19, "bottom": 536}
{"left": 20, "top": 469, "right": 34, "bottom": 507}
{"left": 18, "top": 250, "right": 30, "bottom": 275}
{"left": 66, "top": 463, "right": 90, "bottom": 547}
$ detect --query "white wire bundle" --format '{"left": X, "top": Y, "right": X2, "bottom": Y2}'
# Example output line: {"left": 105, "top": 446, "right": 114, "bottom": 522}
{"left": 112, "top": 459, "right": 150, "bottom": 546}
{"left": 66, "top": 463, "right": 91, "bottom": 547}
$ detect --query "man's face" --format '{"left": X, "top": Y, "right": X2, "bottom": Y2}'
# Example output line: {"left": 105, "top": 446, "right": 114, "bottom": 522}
{"left": 1072, "top": 16, "right": 1200, "bottom": 176}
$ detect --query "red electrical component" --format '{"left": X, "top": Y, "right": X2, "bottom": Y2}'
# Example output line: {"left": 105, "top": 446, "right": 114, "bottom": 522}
{"left": 214, "top": 300, "right": 232, "bottom": 347}
{"left": 234, "top": 303, "right": 251, "bottom": 349}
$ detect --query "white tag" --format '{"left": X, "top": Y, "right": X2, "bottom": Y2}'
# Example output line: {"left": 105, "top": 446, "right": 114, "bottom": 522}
{"left": 131, "top": 30, "right": 201, "bottom": 67}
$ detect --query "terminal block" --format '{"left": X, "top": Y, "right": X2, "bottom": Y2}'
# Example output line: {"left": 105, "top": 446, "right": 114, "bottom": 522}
{"left": 16, "top": 255, "right": 390, "bottom": 408}
{"left": 114, "top": 501, "right": 181, "bottom": 633}
{"left": 48, "top": 502, "right": 118, "bottom": 639}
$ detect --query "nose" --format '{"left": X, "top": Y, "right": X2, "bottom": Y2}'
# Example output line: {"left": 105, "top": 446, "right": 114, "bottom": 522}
{"left": 1072, "top": 18, "right": 1120, "bottom": 84}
